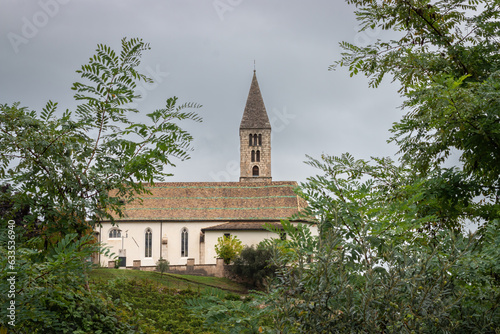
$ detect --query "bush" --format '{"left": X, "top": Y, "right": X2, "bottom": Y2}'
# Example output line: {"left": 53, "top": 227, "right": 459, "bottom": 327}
{"left": 214, "top": 235, "right": 243, "bottom": 265}
{"left": 231, "top": 245, "right": 277, "bottom": 289}
{"left": 156, "top": 257, "right": 170, "bottom": 276}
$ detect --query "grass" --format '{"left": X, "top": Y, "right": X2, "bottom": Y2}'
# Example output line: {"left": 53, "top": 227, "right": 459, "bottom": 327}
{"left": 89, "top": 268, "right": 247, "bottom": 294}
{"left": 88, "top": 268, "right": 249, "bottom": 333}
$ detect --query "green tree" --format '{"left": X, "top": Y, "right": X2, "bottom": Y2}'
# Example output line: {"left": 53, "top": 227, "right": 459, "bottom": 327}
{"left": 156, "top": 257, "right": 170, "bottom": 277}
{"left": 333, "top": 0, "right": 500, "bottom": 229}
{"left": 266, "top": 154, "right": 499, "bottom": 333}
{"left": 215, "top": 235, "right": 243, "bottom": 265}
{"left": 0, "top": 38, "right": 201, "bottom": 332}
{"left": 0, "top": 37, "right": 201, "bottom": 241}
{"left": 230, "top": 244, "right": 278, "bottom": 289}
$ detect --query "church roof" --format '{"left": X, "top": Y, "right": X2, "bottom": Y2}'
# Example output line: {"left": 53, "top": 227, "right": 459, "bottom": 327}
{"left": 110, "top": 181, "right": 307, "bottom": 222}
{"left": 201, "top": 221, "right": 284, "bottom": 232}
{"left": 240, "top": 71, "right": 271, "bottom": 129}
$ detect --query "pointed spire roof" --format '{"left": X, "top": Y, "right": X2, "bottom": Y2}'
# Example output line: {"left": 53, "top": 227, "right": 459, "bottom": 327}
{"left": 240, "top": 71, "right": 271, "bottom": 129}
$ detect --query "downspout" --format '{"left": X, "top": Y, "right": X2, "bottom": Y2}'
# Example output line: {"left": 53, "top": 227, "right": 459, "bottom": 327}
{"left": 99, "top": 225, "right": 101, "bottom": 265}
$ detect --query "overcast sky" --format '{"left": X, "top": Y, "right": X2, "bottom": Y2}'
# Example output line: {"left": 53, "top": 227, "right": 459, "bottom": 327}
{"left": 1, "top": 0, "right": 405, "bottom": 184}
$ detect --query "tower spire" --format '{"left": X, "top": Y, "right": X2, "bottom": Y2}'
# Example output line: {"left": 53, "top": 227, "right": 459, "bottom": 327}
{"left": 239, "top": 71, "right": 272, "bottom": 182}
{"left": 239, "top": 71, "right": 271, "bottom": 129}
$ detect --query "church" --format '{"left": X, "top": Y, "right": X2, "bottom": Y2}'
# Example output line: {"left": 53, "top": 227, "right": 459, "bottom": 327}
{"left": 96, "top": 71, "right": 317, "bottom": 267}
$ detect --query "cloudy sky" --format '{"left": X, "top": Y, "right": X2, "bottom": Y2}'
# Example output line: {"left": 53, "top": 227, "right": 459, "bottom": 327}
{"left": 1, "top": 0, "right": 404, "bottom": 184}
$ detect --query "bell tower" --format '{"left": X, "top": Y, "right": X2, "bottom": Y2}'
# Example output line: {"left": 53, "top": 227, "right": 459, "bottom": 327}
{"left": 240, "top": 70, "right": 272, "bottom": 182}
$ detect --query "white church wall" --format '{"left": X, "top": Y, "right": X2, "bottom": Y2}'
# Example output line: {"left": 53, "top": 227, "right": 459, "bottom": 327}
{"left": 97, "top": 221, "right": 218, "bottom": 267}
{"left": 204, "top": 226, "right": 317, "bottom": 265}
{"left": 204, "top": 230, "right": 281, "bottom": 265}
{"left": 97, "top": 222, "right": 319, "bottom": 268}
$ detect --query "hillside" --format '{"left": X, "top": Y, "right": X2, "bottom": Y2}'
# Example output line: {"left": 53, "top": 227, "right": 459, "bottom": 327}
{"left": 88, "top": 269, "right": 248, "bottom": 333}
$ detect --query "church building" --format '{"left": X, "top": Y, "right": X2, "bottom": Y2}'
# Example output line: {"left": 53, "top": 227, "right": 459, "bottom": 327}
{"left": 97, "top": 71, "right": 316, "bottom": 267}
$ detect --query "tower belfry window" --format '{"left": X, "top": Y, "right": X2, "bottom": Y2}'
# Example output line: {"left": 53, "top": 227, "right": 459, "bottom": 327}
{"left": 252, "top": 166, "right": 259, "bottom": 176}
{"left": 258, "top": 134, "right": 262, "bottom": 146}
{"left": 253, "top": 134, "right": 258, "bottom": 146}
{"left": 249, "top": 134, "right": 252, "bottom": 146}
{"left": 256, "top": 150, "right": 260, "bottom": 162}
{"left": 251, "top": 150, "right": 255, "bottom": 162}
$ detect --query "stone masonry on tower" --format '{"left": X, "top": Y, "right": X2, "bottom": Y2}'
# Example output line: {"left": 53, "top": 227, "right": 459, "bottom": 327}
{"left": 239, "top": 70, "right": 272, "bottom": 182}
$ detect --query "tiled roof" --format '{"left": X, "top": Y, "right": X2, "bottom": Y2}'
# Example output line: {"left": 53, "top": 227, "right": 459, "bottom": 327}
{"left": 110, "top": 181, "right": 307, "bottom": 221}
{"left": 240, "top": 71, "right": 271, "bottom": 129}
{"left": 202, "top": 221, "right": 284, "bottom": 232}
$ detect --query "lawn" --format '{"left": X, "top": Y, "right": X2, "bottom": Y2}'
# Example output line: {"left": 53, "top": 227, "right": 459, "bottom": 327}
{"left": 89, "top": 268, "right": 247, "bottom": 294}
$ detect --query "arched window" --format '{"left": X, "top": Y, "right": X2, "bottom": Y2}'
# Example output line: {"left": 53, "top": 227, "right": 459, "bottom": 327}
{"left": 252, "top": 166, "right": 259, "bottom": 177}
{"left": 249, "top": 134, "right": 252, "bottom": 146}
{"left": 251, "top": 150, "right": 255, "bottom": 162}
{"left": 181, "top": 228, "right": 188, "bottom": 257}
{"left": 258, "top": 134, "right": 262, "bottom": 146}
{"left": 256, "top": 150, "right": 260, "bottom": 162}
{"left": 109, "top": 228, "right": 121, "bottom": 239}
{"left": 145, "top": 228, "right": 152, "bottom": 258}
{"left": 253, "top": 134, "right": 258, "bottom": 146}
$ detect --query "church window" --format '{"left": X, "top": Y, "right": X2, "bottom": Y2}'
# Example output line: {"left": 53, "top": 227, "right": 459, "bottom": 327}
{"left": 252, "top": 166, "right": 259, "bottom": 177}
{"left": 253, "top": 134, "right": 258, "bottom": 146}
{"left": 251, "top": 150, "right": 255, "bottom": 162}
{"left": 224, "top": 233, "right": 230, "bottom": 238}
{"left": 109, "top": 228, "right": 121, "bottom": 239}
{"left": 256, "top": 150, "right": 260, "bottom": 162}
{"left": 258, "top": 134, "right": 262, "bottom": 146}
{"left": 249, "top": 134, "right": 252, "bottom": 146}
{"left": 145, "top": 228, "right": 152, "bottom": 258}
{"left": 181, "top": 227, "right": 188, "bottom": 257}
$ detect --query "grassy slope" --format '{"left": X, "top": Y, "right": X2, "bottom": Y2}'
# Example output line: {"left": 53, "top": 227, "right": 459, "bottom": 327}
{"left": 88, "top": 269, "right": 248, "bottom": 334}
{"left": 89, "top": 268, "right": 247, "bottom": 294}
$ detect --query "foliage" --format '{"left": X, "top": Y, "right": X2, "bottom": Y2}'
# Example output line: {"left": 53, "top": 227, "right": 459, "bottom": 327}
{"left": 332, "top": 0, "right": 500, "bottom": 229}
{"left": 0, "top": 38, "right": 201, "bottom": 332}
{"left": 264, "top": 154, "right": 499, "bottom": 333}
{"left": 0, "top": 37, "right": 201, "bottom": 240}
{"left": 156, "top": 257, "right": 170, "bottom": 276}
{"left": 186, "top": 288, "right": 271, "bottom": 334}
{"left": 230, "top": 244, "right": 277, "bottom": 289}
{"left": 202, "top": 2, "right": 500, "bottom": 332}
{"left": 214, "top": 235, "right": 243, "bottom": 265}
{"left": 0, "top": 233, "right": 140, "bottom": 333}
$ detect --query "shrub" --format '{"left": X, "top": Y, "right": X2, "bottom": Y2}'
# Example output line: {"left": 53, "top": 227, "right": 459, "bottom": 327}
{"left": 231, "top": 245, "right": 277, "bottom": 289}
{"left": 156, "top": 257, "right": 170, "bottom": 276}
{"left": 214, "top": 235, "right": 243, "bottom": 265}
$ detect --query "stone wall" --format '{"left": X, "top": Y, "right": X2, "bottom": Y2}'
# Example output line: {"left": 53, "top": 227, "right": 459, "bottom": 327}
{"left": 127, "top": 258, "right": 227, "bottom": 277}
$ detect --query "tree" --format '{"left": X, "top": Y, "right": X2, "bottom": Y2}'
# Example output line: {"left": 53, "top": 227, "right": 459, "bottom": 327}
{"left": 265, "top": 154, "right": 499, "bottom": 333}
{"left": 214, "top": 235, "right": 243, "bottom": 265}
{"left": 230, "top": 244, "right": 277, "bottom": 289}
{"left": 261, "top": 2, "right": 500, "bottom": 330}
{"left": 0, "top": 37, "right": 201, "bottom": 241}
{"left": 156, "top": 257, "right": 170, "bottom": 277}
{"left": 333, "top": 0, "right": 500, "bottom": 229}
{"left": 0, "top": 38, "right": 201, "bottom": 332}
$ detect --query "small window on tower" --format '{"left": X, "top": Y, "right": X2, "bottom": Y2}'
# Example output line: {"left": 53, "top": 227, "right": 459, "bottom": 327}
{"left": 251, "top": 150, "right": 255, "bottom": 162}
{"left": 256, "top": 150, "right": 260, "bottom": 162}
{"left": 258, "top": 134, "right": 262, "bottom": 146}
{"left": 249, "top": 134, "right": 253, "bottom": 146}
{"left": 253, "top": 134, "right": 258, "bottom": 146}
{"left": 252, "top": 166, "right": 259, "bottom": 177}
